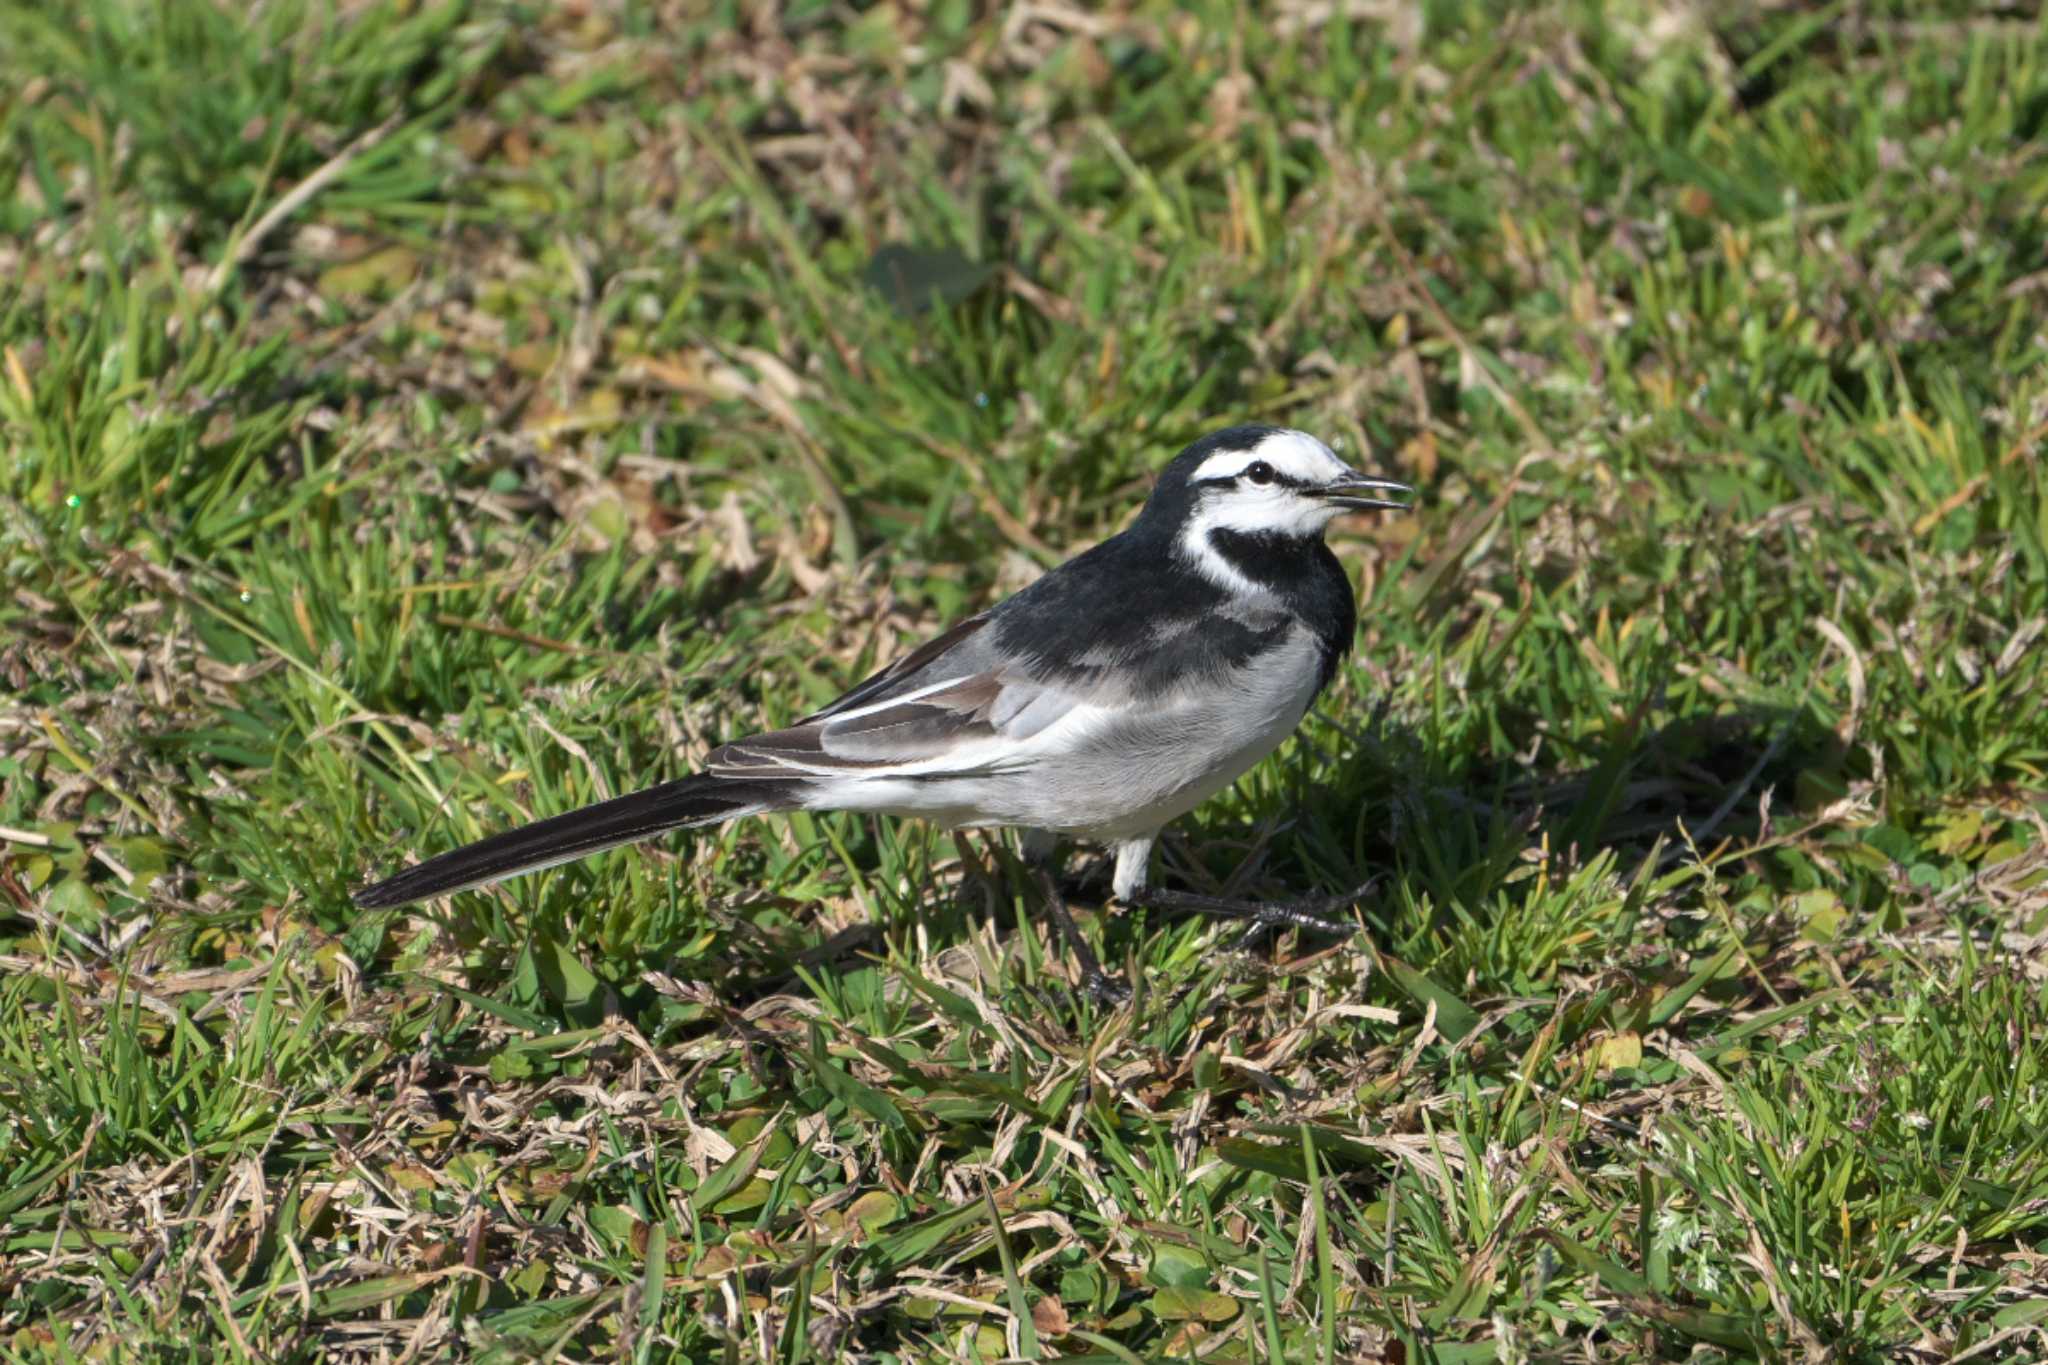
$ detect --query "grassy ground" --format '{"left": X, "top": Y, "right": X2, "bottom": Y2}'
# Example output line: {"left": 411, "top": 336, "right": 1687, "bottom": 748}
{"left": 2, "top": 0, "right": 2046, "bottom": 1359}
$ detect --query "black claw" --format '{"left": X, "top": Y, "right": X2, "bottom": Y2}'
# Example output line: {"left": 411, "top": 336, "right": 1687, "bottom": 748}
{"left": 1228, "top": 925, "right": 1270, "bottom": 954}
{"left": 1085, "top": 971, "right": 1134, "bottom": 1006}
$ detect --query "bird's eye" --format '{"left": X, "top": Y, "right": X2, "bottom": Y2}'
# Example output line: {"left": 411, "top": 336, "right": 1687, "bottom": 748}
{"left": 1245, "top": 461, "right": 1276, "bottom": 486}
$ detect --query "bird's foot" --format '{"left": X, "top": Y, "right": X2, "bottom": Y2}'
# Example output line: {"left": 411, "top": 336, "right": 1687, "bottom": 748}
{"left": 1082, "top": 966, "right": 1134, "bottom": 1007}
{"left": 1126, "top": 880, "right": 1375, "bottom": 951}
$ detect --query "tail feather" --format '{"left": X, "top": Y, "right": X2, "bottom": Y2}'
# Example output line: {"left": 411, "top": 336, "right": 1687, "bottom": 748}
{"left": 353, "top": 774, "right": 800, "bottom": 909}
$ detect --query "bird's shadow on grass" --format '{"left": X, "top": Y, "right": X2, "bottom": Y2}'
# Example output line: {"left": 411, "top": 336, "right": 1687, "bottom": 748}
{"left": 1104, "top": 699, "right": 1856, "bottom": 968}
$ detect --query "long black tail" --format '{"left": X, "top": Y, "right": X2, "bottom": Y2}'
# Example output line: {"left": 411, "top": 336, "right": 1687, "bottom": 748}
{"left": 353, "top": 774, "right": 800, "bottom": 909}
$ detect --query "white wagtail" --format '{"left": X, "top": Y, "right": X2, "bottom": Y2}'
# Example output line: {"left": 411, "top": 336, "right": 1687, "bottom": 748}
{"left": 355, "top": 425, "right": 1412, "bottom": 1000}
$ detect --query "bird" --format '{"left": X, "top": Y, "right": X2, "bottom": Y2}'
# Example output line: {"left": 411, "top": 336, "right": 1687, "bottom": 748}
{"left": 354, "top": 424, "right": 1413, "bottom": 1001}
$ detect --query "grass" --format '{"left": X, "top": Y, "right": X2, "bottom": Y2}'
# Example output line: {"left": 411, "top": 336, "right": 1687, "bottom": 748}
{"left": 2, "top": 0, "right": 2046, "bottom": 1359}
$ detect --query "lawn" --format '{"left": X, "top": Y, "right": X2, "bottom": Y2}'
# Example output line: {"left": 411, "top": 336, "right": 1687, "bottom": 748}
{"left": 3, "top": 1, "right": 2046, "bottom": 1360}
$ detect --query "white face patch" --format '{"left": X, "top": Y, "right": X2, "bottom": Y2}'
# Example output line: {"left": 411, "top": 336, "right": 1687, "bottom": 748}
{"left": 1177, "top": 429, "right": 1356, "bottom": 589}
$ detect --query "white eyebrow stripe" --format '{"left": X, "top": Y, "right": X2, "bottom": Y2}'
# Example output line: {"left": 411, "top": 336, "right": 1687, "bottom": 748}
{"left": 1190, "top": 429, "right": 1349, "bottom": 484}
{"left": 1191, "top": 452, "right": 1245, "bottom": 481}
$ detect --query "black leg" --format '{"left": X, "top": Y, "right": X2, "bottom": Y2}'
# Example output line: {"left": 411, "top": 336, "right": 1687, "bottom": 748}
{"left": 1028, "top": 858, "right": 1131, "bottom": 1006}
{"left": 1127, "top": 880, "right": 1375, "bottom": 952}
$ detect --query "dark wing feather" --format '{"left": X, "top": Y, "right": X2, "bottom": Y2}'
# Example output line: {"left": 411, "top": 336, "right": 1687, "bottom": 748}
{"left": 803, "top": 612, "right": 994, "bottom": 722}
{"left": 711, "top": 668, "right": 1071, "bottom": 780}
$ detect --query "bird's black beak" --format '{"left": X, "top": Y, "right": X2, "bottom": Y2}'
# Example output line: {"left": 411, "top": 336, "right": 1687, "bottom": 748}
{"left": 1316, "top": 471, "right": 1414, "bottom": 512}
